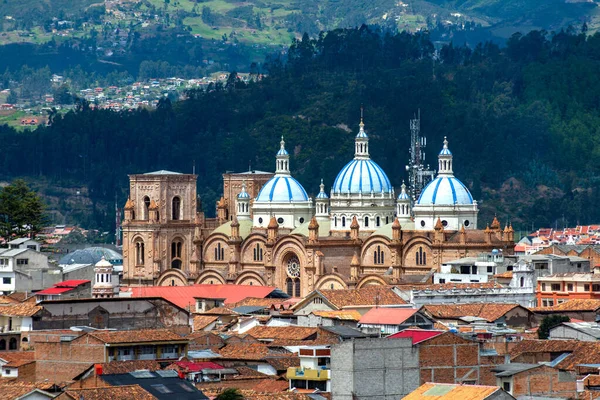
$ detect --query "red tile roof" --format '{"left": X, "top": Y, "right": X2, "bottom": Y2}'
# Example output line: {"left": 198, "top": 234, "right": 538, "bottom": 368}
{"left": 316, "top": 286, "right": 405, "bottom": 309}
{"left": 422, "top": 303, "right": 524, "bottom": 322}
{"left": 358, "top": 307, "right": 420, "bottom": 325}
{"left": 129, "top": 284, "right": 279, "bottom": 309}
{"left": 387, "top": 329, "right": 444, "bottom": 344}
{"left": 54, "top": 280, "right": 90, "bottom": 288}
{"left": 0, "top": 302, "right": 42, "bottom": 317}
{"left": 0, "top": 351, "right": 35, "bottom": 367}
{"left": 171, "top": 361, "right": 224, "bottom": 372}
{"left": 88, "top": 329, "right": 186, "bottom": 344}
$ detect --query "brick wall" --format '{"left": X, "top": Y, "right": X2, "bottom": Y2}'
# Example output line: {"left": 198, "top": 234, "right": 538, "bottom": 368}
{"left": 16, "top": 361, "right": 36, "bottom": 382}
{"left": 510, "top": 366, "right": 577, "bottom": 398}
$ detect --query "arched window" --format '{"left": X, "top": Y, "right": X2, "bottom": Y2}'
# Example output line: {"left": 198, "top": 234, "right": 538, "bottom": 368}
{"left": 253, "top": 243, "right": 263, "bottom": 262}
{"left": 143, "top": 196, "right": 150, "bottom": 220}
{"left": 520, "top": 277, "right": 525, "bottom": 287}
{"left": 286, "top": 278, "right": 294, "bottom": 296}
{"left": 172, "top": 196, "right": 181, "bottom": 220}
{"left": 416, "top": 247, "right": 426, "bottom": 266}
{"left": 365, "top": 216, "right": 369, "bottom": 227}
{"left": 171, "top": 239, "right": 183, "bottom": 269}
{"left": 135, "top": 240, "right": 145, "bottom": 266}
{"left": 0, "top": 339, "right": 6, "bottom": 350}
{"left": 214, "top": 242, "right": 225, "bottom": 261}
{"left": 374, "top": 246, "right": 384, "bottom": 264}
{"left": 294, "top": 280, "right": 301, "bottom": 297}
{"left": 342, "top": 217, "right": 346, "bottom": 227}
{"left": 334, "top": 216, "right": 337, "bottom": 227}
{"left": 9, "top": 338, "right": 17, "bottom": 350}
{"left": 376, "top": 216, "right": 380, "bottom": 227}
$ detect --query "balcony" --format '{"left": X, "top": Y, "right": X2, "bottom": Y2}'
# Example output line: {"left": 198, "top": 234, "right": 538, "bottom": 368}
{"left": 287, "top": 367, "right": 329, "bottom": 381}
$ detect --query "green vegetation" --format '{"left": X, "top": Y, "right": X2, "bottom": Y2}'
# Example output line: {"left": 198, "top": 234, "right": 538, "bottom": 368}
{"left": 1, "top": 27, "right": 600, "bottom": 232}
{"left": 538, "top": 315, "right": 570, "bottom": 339}
{"left": 215, "top": 388, "right": 244, "bottom": 400}
{"left": 0, "top": 179, "right": 47, "bottom": 239}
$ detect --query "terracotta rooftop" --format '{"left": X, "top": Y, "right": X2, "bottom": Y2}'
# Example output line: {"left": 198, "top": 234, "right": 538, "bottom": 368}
{"left": 245, "top": 326, "right": 324, "bottom": 341}
{"left": 100, "top": 360, "right": 161, "bottom": 375}
{"left": 531, "top": 299, "right": 600, "bottom": 312}
{"left": 227, "top": 297, "right": 290, "bottom": 308}
{"left": 0, "top": 351, "right": 35, "bottom": 367}
{"left": 216, "top": 343, "right": 270, "bottom": 360}
{"left": 193, "top": 315, "right": 219, "bottom": 331}
{"left": 0, "top": 295, "right": 18, "bottom": 304}
{"left": 312, "top": 310, "right": 362, "bottom": 321}
{"left": 403, "top": 382, "right": 500, "bottom": 399}
{"left": 0, "top": 383, "right": 52, "bottom": 400}
{"left": 88, "top": 329, "right": 186, "bottom": 344}
{"left": 200, "top": 306, "right": 239, "bottom": 316}
{"left": 494, "top": 271, "right": 513, "bottom": 279}
{"left": 422, "top": 303, "right": 523, "bottom": 322}
{"left": 0, "top": 302, "right": 42, "bottom": 317}
{"left": 316, "top": 286, "right": 405, "bottom": 309}
{"left": 407, "top": 282, "right": 504, "bottom": 291}
{"left": 61, "top": 385, "right": 156, "bottom": 400}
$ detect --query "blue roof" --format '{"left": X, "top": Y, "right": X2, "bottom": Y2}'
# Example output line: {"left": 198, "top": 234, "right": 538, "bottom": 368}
{"left": 439, "top": 148, "right": 452, "bottom": 156}
{"left": 316, "top": 191, "right": 329, "bottom": 199}
{"left": 237, "top": 190, "right": 250, "bottom": 199}
{"left": 255, "top": 175, "right": 309, "bottom": 202}
{"left": 277, "top": 147, "right": 289, "bottom": 156}
{"left": 332, "top": 159, "right": 392, "bottom": 194}
{"left": 417, "top": 176, "right": 473, "bottom": 205}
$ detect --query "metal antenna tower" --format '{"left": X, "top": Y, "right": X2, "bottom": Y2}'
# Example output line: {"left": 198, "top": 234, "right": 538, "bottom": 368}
{"left": 405, "top": 109, "right": 435, "bottom": 204}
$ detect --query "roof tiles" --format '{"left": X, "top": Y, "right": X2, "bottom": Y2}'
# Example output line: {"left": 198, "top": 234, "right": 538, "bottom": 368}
{"left": 422, "top": 303, "right": 522, "bottom": 322}
{"left": 88, "top": 329, "right": 185, "bottom": 344}
{"left": 317, "top": 286, "right": 405, "bottom": 309}
{"left": 403, "top": 383, "right": 500, "bottom": 399}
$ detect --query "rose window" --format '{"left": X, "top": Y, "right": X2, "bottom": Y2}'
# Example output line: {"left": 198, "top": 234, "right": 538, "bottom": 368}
{"left": 287, "top": 257, "right": 301, "bottom": 278}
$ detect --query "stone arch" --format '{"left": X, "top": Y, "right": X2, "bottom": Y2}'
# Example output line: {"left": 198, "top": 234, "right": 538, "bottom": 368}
{"left": 156, "top": 268, "right": 188, "bottom": 287}
{"left": 195, "top": 270, "right": 226, "bottom": 285}
{"left": 403, "top": 237, "right": 433, "bottom": 268}
{"left": 240, "top": 234, "right": 267, "bottom": 264}
{"left": 235, "top": 271, "right": 266, "bottom": 286}
{"left": 361, "top": 236, "right": 392, "bottom": 267}
{"left": 272, "top": 236, "right": 307, "bottom": 297}
{"left": 356, "top": 275, "right": 387, "bottom": 288}
{"left": 203, "top": 233, "right": 230, "bottom": 263}
{"left": 315, "top": 274, "right": 348, "bottom": 291}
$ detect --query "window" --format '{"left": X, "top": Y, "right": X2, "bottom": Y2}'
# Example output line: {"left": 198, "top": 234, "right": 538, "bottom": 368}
{"left": 286, "top": 277, "right": 301, "bottom": 297}
{"left": 135, "top": 240, "right": 145, "bottom": 266}
{"left": 507, "top": 265, "right": 513, "bottom": 271}
{"left": 172, "top": 196, "right": 181, "bottom": 220}
{"left": 585, "top": 284, "right": 590, "bottom": 291}
{"left": 416, "top": 247, "right": 426, "bottom": 266}
{"left": 520, "top": 277, "right": 525, "bottom": 287}
{"left": 299, "top": 217, "right": 304, "bottom": 223}
{"left": 16, "top": 259, "right": 28, "bottom": 265}
{"left": 503, "top": 382, "right": 511, "bottom": 392}
{"left": 171, "top": 239, "right": 183, "bottom": 269}
{"left": 420, "top": 220, "right": 425, "bottom": 227}
{"left": 593, "top": 284, "right": 600, "bottom": 292}
{"left": 277, "top": 217, "right": 284, "bottom": 224}
{"left": 143, "top": 196, "right": 150, "bottom": 220}
{"left": 567, "top": 283, "right": 573, "bottom": 291}
{"left": 214, "top": 242, "right": 225, "bottom": 261}
{"left": 342, "top": 217, "right": 346, "bottom": 227}
{"left": 464, "top": 220, "right": 470, "bottom": 227}
{"left": 364, "top": 216, "right": 369, "bottom": 227}
{"left": 0, "top": 259, "right": 5, "bottom": 265}
{"left": 487, "top": 266, "right": 493, "bottom": 273}
{"left": 27, "top": 245, "right": 36, "bottom": 250}
{"left": 2, "top": 277, "right": 10, "bottom": 285}
{"left": 541, "top": 283, "right": 546, "bottom": 291}
{"left": 439, "top": 278, "right": 446, "bottom": 284}
{"left": 374, "top": 246, "right": 385, "bottom": 265}
{"left": 313, "top": 298, "right": 323, "bottom": 304}
{"left": 253, "top": 243, "right": 263, "bottom": 262}
{"left": 551, "top": 284, "right": 560, "bottom": 291}
{"left": 376, "top": 216, "right": 380, "bottom": 227}
{"left": 442, "top": 220, "right": 448, "bottom": 227}
{"left": 258, "top": 217, "right": 263, "bottom": 224}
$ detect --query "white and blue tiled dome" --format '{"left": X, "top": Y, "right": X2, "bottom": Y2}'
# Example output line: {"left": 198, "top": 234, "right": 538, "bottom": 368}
{"left": 417, "top": 176, "right": 474, "bottom": 205}
{"left": 333, "top": 159, "right": 392, "bottom": 194}
{"left": 256, "top": 176, "right": 309, "bottom": 202}
{"left": 397, "top": 181, "right": 410, "bottom": 200}
{"left": 316, "top": 179, "right": 329, "bottom": 199}
{"left": 237, "top": 182, "right": 251, "bottom": 199}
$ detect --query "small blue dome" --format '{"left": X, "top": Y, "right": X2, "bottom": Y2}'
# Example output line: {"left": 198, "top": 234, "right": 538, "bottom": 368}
{"left": 397, "top": 191, "right": 410, "bottom": 201}
{"left": 316, "top": 190, "right": 329, "bottom": 199}
{"left": 277, "top": 148, "right": 289, "bottom": 156}
{"left": 256, "top": 176, "right": 309, "bottom": 202}
{"left": 237, "top": 190, "right": 250, "bottom": 199}
{"left": 439, "top": 148, "right": 452, "bottom": 156}
{"left": 417, "top": 176, "right": 473, "bottom": 205}
{"left": 333, "top": 159, "right": 392, "bottom": 194}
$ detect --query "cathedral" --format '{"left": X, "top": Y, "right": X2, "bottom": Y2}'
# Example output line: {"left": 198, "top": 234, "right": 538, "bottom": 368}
{"left": 121, "top": 117, "right": 514, "bottom": 296}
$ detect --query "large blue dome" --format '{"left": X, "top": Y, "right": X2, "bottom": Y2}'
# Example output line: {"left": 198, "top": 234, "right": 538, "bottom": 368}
{"left": 256, "top": 176, "right": 309, "bottom": 202}
{"left": 417, "top": 176, "right": 473, "bottom": 205}
{"left": 332, "top": 159, "right": 392, "bottom": 194}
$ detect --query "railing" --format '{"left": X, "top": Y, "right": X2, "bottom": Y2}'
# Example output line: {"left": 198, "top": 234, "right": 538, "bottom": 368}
{"left": 138, "top": 354, "right": 157, "bottom": 360}
{"left": 161, "top": 352, "right": 178, "bottom": 359}
{"left": 286, "top": 367, "right": 329, "bottom": 381}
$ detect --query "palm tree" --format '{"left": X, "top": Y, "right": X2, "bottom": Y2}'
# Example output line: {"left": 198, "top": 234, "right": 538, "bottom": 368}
{"left": 215, "top": 388, "right": 244, "bottom": 400}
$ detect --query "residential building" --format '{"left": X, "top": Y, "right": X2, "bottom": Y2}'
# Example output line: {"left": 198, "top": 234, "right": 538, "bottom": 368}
{"left": 287, "top": 345, "right": 331, "bottom": 392}
{"left": 6, "top": 238, "right": 41, "bottom": 252}
{"left": 536, "top": 272, "right": 600, "bottom": 306}
{"left": 0, "top": 351, "right": 35, "bottom": 381}
{"left": 532, "top": 298, "right": 600, "bottom": 322}
{"left": 358, "top": 307, "right": 434, "bottom": 335}
{"left": 403, "top": 383, "right": 515, "bottom": 400}
{"left": 0, "top": 383, "right": 55, "bottom": 400}
{"left": 0, "top": 247, "right": 57, "bottom": 294}
{"left": 492, "top": 363, "right": 576, "bottom": 398}
{"left": 99, "top": 369, "right": 209, "bottom": 399}
{"left": 0, "top": 302, "right": 42, "bottom": 351}
{"left": 34, "top": 329, "right": 188, "bottom": 382}
{"left": 34, "top": 279, "right": 91, "bottom": 302}
{"left": 35, "top": 297, "right": 190, "bottom": 333}
{"left": 297, "top": 310, "right": 361, "bottom": 328}
{"left": 549, "top": 321, "right": 600, "bottom": 341}
{"left": 421, "top": 303, "right": 535, "bottom": 328}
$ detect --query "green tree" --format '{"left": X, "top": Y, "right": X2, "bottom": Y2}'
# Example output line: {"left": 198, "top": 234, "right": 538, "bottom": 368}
{"left": 215, "top": 388, "right": 243, "bottom": 400}
{"left": 6, "top": 90, "right": 17, "bottom": 104}
{"left": 538, "top": 315, "right": 570, "bottom": 339}
{"left": 0, "top": 180, "right": 46, "bottom": 239}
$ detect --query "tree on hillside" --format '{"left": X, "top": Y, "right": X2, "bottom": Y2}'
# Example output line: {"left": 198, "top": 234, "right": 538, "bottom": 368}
{"left": 215, "top": 388, "right": 243, "bottom": 400}
{"left": 0, "top": 180, "right": 46, "bottom": 239}
{"left": 538, "top": 315, "right": 570, "bottom": 339}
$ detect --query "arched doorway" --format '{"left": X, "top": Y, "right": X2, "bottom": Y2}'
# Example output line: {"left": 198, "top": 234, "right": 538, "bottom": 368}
{"left": 284, "top": 254, "right": 301, "bottom": 297}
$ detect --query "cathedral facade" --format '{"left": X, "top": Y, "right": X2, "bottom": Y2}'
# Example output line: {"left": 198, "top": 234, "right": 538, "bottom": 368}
{"left": 121, "top": 119, "right": 514, "bottom": 295}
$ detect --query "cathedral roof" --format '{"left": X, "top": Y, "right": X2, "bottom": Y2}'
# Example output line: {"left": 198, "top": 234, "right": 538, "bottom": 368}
{"left": 213, "top": 219, "right": 253, "bottom": 240}
{"left": 370, "top": 221, "right": 416, "bottom": 239}
{"left": 332, "top": 159, "right": 392, "bottom": 195}
{"left": 417, "top": 176, "right": 473, "bottom": 205}
{"left": 144, "top": 170, "right": 182, "bottom": 175}
{"left": 290, "top": 219, "right": 331, "bottom": 237}
{"left": 255, "top": 175, "right": 309, "bottom": 202}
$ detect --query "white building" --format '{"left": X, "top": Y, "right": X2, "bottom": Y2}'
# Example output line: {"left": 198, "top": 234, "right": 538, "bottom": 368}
{"left": 0, "top": 248, "right": 52, "bottom": 294}
{"left": 329, "top": 118, "right": 395, "bottom": 232}
{"left": 413, "top": 137, "right": 478, "bottom": 231}
{"left": 286, "top": 345, "right": 331, "bottom": 392}
{"left": 252, "top": 137, "right": 314, "bottom": 229}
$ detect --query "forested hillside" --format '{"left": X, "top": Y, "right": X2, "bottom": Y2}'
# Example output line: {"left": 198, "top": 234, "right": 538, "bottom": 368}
{"left": 1, "top": 27, "right": 600, "bottom": 232}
